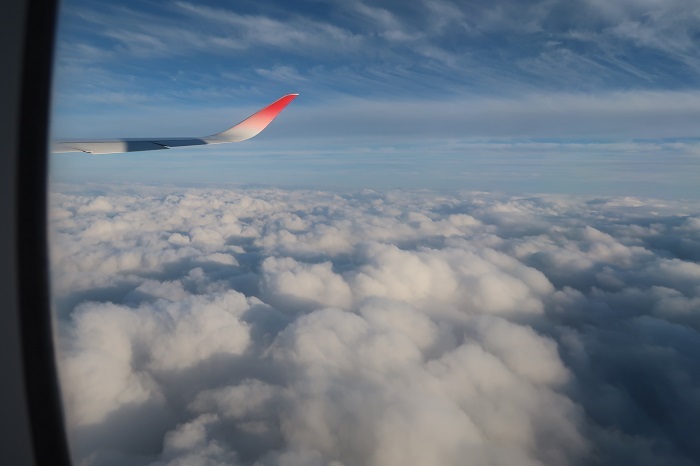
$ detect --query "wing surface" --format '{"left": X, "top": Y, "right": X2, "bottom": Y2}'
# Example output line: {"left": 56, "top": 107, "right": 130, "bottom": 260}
{"left": 53, "top": 94, "right": 298, "bottom": 154}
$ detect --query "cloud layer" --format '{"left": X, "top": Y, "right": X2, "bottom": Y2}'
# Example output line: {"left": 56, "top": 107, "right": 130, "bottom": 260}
{"left": 50, "top": 185, "right": 700, "bottom": 465}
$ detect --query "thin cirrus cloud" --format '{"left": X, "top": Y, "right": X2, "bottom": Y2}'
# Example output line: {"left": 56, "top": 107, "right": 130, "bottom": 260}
{"left": 50, "top": 184, "right": 700, "bottom": 466}
{"left": 52, "top": 0, "right": 700, "bottom": 105}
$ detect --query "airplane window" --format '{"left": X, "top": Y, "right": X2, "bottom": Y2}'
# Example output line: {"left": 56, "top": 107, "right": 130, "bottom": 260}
{"left": 48, "top": 1, "right": 700, "bottom": 465}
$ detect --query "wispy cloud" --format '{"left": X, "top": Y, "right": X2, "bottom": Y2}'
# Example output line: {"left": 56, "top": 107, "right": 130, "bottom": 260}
{"left": 53, "top": 0, "right": 700, "bottom": 111}
{"left": 173, "top": 1, "right": 364, "bottom": 54}
{"left": 255, "top": 66, "right": 307, "bottom": 83}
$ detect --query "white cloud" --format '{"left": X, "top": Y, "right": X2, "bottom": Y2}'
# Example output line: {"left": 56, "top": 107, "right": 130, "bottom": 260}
{"left": 261, "top": 257, "right": 353, "bottom": 312}
{"left": 50, "top": 185, "right": 700, "bottom": 465}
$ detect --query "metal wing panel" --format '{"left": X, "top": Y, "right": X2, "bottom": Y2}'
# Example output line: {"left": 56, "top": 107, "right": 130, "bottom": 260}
{"left": 52, "top": 94, "right": 298, "bottom": 154}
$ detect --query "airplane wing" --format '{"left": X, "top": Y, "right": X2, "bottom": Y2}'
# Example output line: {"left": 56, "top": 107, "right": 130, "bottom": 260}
{"left": 52, "top": 94, "right": 298, "bottom": 154}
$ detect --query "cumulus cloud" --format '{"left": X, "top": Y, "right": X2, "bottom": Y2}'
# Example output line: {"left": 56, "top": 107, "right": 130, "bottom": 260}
{"left": 49, "top": 185, "right": 700, "bottom": 465}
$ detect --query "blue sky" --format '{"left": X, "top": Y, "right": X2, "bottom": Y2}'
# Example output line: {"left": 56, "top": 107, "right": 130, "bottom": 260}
{"left": 50, "top": 0, "right": 700, "bottom": 197}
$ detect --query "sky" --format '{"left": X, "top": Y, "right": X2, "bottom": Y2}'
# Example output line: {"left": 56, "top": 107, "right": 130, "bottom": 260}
{"left": 49, "top": 0, "right": 700, "bottom": 197}
{"left": 47, "top": 2, "right": 700, "bottom": 466}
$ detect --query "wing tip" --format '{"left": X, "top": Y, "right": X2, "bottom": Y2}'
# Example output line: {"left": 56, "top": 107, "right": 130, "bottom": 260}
{"left": 207, "top": 93, "right": 299, "bottom": 143}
